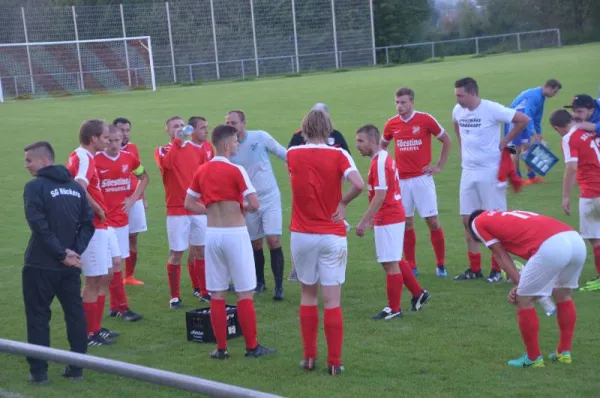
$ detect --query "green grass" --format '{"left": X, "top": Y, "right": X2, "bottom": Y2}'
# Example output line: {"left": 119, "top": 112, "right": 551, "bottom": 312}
{"left": 1, "top": 43, "right": 600, "bottom": 398}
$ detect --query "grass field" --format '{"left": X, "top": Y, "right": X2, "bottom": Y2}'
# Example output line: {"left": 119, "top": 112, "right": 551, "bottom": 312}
{"left": 1, "top": 43, "right": 599, "bottom": 398}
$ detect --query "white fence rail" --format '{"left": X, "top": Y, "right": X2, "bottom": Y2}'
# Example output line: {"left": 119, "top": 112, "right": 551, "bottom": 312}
{"left": 0, "top": 338, "right": 284, "bottom": 397}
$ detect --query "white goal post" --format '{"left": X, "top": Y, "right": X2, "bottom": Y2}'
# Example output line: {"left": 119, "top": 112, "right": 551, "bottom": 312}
{"left": 0, "top": 36, "right": 156, "bottom": 102}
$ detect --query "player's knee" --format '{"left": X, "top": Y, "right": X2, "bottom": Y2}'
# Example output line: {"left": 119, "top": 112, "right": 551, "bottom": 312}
{"left": 266, "top": 236, "right": 281, "bottom": 250}
{"left": 382, "top": 262, "right": 400, "bottom": 275}
{"left": 169, "top": 251, "right": 184, "bottom": 264}
{"left": 111, "top": 257, "right": 121, "bottom": 271}
{"left": 251, "top": 239, "right": 264, "bottom": 251}
{"left": 405, "top": 217, "right": 415, "bottom": 230}
{"left": 321, "top": 285, "right": 341, "bottom": 308}
{"left": 236, "top": 290, "right": 254, "bottom": 301}
{"left": 590, "top": 238, "right": 600, "bottom": 248}
{"left": 425, "top": 216, "right": 440, "bottom": 230}
{"left": 190, "top": 245, "right": 204, "bottom": 259}
{"left": 552, "top": 288, "right": 572, "bottom": 303}
{"left": 129, "top": 233, "right": 138, "bottom": 248}
{"left": 515, "top": 295, "right": 536, "bottom": 308}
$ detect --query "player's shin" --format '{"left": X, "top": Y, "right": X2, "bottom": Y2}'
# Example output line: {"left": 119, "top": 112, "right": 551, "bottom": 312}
{"left": 270, "top": 247, "right": 284, "bottom": 289}
{"left": 399, "top": 260, "right": 423, "bottom": 296}
{"left": 403, "top": 229, "right": 417, "bottom": 269}
{"left": 166, "top": 262, "right": 181, "bottom": 299}
{"left": 187, "top": 258, "right": 198, "bottom": 290}
{"left": 386, "top": 271, "right": 403, "bottom": 313}
{"left": 556, "top": 300, "right": 576, "bottom": 353}
{"left": 324, "top": 307, "right": 343, "bottom": 367}
{"left": 209, "top": 298, "right": 228, "bottom": 351}
{"left": 237, "top": 298, "right": 259, "bottom": 350}
{"left": 194, "top": 259, "right": 207, "bottom": 295}
{"left": 299, "top": 305, "right": 319, "bottom": 360}
{"left": 253, "top": 248, "right": 265, "bottom": 287}
{"left": 517, "top": 307, "right": 541, "bottom": 360}
{"left": 429, "top": 227, "right": 446, "bottom": 267}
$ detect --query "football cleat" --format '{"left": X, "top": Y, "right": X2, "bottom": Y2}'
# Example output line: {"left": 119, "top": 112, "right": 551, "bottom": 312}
{"left": 88, "top": 333, "right": 115, "bottom": 347}
{"left": 193, "top": 288, "right": 201, "bottom": 298}
{"left": 60, "top": 365, "right": 83, "bottom": 380}
{"left": 99, "top": 327, "right": 120, "bottom": 339}
{"left": 27, "top": 373, "right": 49, "bottom": 384}
{"left": 123, "top": 276, "right": 144, "bottom": 286}
{"left": 210, "top": 349, "right": 229, "bottom": 360}
{"left": 411, "top": 290, "right": 430, "bottom": 312}
{"left": 273, "top": 287, "right": 284, "bottom": 301}
{"left": 371, "top": 306, "right": 403, "bottom": 320}
{"left": 453, "top": 268, "right": 483, "bottom": 280}
{"left": 245, "top": 344, "right": 277, "bottom": 358}
{"left": 169, "top": 297, "right": 182, "bottom": 309}
{"left": 254, "top": 283, "right": 267, "bottom": 294}
{"left": 328, "top": 365, "right": 344, "bottom": 376}
{"left": 436, "top": 265, "right": 447, "bottom": 277}
{"left": 300, "top": 358, "right": 317, "bottom": 371}
{"left": 507, "top": 353, "right": 544, "bottom": 368}
{"left": 548, "top": 351, "right": 572, "bottom": 364}
{"left": 199, "top": 293, "right": 211, "bottom": 303}
{"left": 486, "top": 270, "right": 503, "bottom": 283}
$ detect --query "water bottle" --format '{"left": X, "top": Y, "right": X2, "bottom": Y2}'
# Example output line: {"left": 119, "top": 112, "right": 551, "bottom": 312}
{"left": 538, "top": 296, "right": 556, "bottom": 316}
{"left": 178, "top": 125, "right": 193, "bottom": 138}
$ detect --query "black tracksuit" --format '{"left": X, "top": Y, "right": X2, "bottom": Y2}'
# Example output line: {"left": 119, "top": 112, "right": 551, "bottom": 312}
{"left": 288, "top": 129, "right": 351, "bottom": 154}
{"left": 22, "top": 165, "right": 94, "bottom": 376}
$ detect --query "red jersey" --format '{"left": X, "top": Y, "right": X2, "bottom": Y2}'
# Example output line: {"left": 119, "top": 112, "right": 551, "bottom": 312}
{"left": 472, "top": 210, "right": 573, "bottom": 260}
{"left": 154, "top": 139, "right": 207, "bottom": 215}
{"left": 368, "top": 151, "right": 406, "bottom": 226}
{"left": 199, "top": 141, "right": 214, "bottom": 161}
{"left": 122, "top": 142, "right": 141, "bottom": 196}
{"left": 383, "top": 111, "right": 445, "bottom": 179}
{"left": 67, "top": 147, "right": 108, "bottom": 229}
{"left": 95, "top": 151, "right": 142, "bottom": 228}
{"left": 561, "top": 127, "right": 600, "bottom": 198}
{"left": 187, "top": 156, "right": 255, "bottom": 210}
{"left": 287, "top": 144, "right": 357, "bottom": 236}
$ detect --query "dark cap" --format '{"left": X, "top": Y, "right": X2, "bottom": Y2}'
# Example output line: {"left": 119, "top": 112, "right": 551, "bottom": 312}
{"left": 564, "top": 94, "right": 595, "bottom": 109}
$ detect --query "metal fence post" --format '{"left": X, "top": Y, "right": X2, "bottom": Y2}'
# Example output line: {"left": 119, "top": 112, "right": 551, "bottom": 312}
{"left": 475, "top": 37, "right": 479, "bottom": 54}
{"left": 291, "top": 0, "right": 300, "bottom": 73}
{"left": 369, "top": 0, "right": 376, "bottom": 65}
{"left": 431, "top": 42, "right": 435, "bottom": 58}
{"left": 385, "top": 47, "right": 389, "bottom": 64}
{"left": 331, "top": 0, "right": 339, "bottom": 69}
{"left": 120, "top": 4, "right": 132, "bottom": 87}
{"left": 21, "top": 7, "right": 35, "bottom": 94}
{"left": 165, "top": 2, "right": 177, "bottom": 83}
{"left": 517, "top": 32, "right": 521, "bottom": 51}
{"left": 209, "top": 0, "right": 220, "bottom": 79}
{"left": 556, "top": 29, "right": 562, "bottom": 47}
{"left": 249, "top": 0, "right": 259, "bottom": 77}
{"left": 71, "top": 6, "right": 85, "bottom": 91}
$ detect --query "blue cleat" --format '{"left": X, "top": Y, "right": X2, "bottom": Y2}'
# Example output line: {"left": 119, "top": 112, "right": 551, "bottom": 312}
{"left": 412, "top": 268, "right": 419, "bottom": 276}
{"left": 436, "top": 265, "right": 447, "bottom": 277}
{"left": 507, "top": 353, "right": 545, "bottom": 368}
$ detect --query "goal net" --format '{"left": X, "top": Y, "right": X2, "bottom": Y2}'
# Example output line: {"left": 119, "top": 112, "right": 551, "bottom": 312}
{"left": 0, "top": 36, "right": 155, "bottom": 102}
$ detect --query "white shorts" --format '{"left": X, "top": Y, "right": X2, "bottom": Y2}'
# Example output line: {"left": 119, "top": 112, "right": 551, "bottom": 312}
{"left": 399, "top": 175, "right": 438, "bottom": 218}
{"left": 579, "top": 197, "right": 600, "bottom": 239}
{"left": 517, "top": 231, "right": 587, "bottom": 297}
{"left": 245, "top": 196, "right": 282, "bottom": 241}
{"left": 290, "top": 232, "right": 347, "bottom": 286}
{"left": 129, "top": 199, "right": 147, "bottom": 233}
{"left": 374, "top": 222, "right": 405, "bottom": 263}
{"left": 459, "top": 168, "right": 507, "bottom": 215}
{"left": 166, "top": 214, "right": 207, "bottom": 251}
{"left": 107, "top": 227, "right": 121, "bottom": 260}
{"left": 204, "top": 226, "right": 256, "bottom": 292}
{"left": 108, "top": 225, "right": 130, "bottom": 259}
{"left": 81, "top": 229, "right": 110, "bottom": 277}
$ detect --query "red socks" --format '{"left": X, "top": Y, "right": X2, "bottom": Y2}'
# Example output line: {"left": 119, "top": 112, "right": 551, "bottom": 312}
{"left": 324, "top": 307, "right": 343, "bottom": 367}
{"left": 557, "top": 300, "right": 576, "bottom": 353}
{"left": 594, "top": 246, "right": 600, "bottom": 276}
{"left": 83, "top": 301, "right": 96, "bottom": 337}
{"left": 429, "top": 228, "right": 445, "bottom": 266}
{"left": 96, "top": 295, "right": 106, "bottom": 334}
{"left": 386, "top": 273, "right": 403, "bottom": 312}
{"left": 209, "top": 298, "right": 228, "bottom": 350}
{"left": 517, "top": 308, "right": 540, "bottom": 360}
{"left": 109, "top": 271, "right": 129, "bottom": 312}
{"left": 403, "top": 229, "right": 417, "bottom": 269}
{"left": 468, "top": 252, "right": 482, "bottom": 273}
{"left": 300, "top": 305, "right": 319, "bottom": 360}
{"left": 491, "top": 255, "right": 502, "bottom": 273}
{"left": 238, "top": 298, "right": 259, "bottom": 350}
{"left": 167, "top": 263, "right": 181, "bottom": 299}
{"left": 125, "top": 251, "right": 137, "bottom": 278}
{"left": 187, "top": 258, "right": 198, "bottom": 289}
{"left": 399, "top": 260, "right": 423, "bottom": 297}
{"left": 195, "top": 259, "right": 208, "bottom": 295}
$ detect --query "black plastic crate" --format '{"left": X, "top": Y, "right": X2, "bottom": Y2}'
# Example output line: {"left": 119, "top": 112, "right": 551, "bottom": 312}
{"left": 186, "top": 305, "right": 243, "bottom": 343}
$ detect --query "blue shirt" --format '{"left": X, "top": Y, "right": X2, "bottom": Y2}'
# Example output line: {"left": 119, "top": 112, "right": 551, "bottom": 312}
{"left": 591, "top": 101, "right": 600, "bottom": 134}
{"left": 508, "top": 87, "right": 545, "bottom": 135}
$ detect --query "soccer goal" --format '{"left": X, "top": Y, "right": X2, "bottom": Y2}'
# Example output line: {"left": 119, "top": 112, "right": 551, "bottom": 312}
{"left": 0, "top": 36, "right": 156, "bottom": 102}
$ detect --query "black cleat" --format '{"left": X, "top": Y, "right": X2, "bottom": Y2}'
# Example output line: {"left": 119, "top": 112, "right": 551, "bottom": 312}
{"left": 328, "top": 365, "right": 344, "bottom": 375}
{"left": 453, "top": 268, "right": 483, "bottom": 280}
{"left": 245, "top": 344, "right": 277, "bottom": 358}
{"left": 254, "top": 283, "right": 266, "bottom": 294}
{"left": 193, "top": 288, "right": 201, "bottom": 298}
{"left": 88, "top": 333, "right": 116, "bottom": 347}
{"left": 372, "top": 306, "right": 403, "bottom": 320}
{"left": 300, "top": 358, "right": 317, "bottom": 371}
{"left": 487, "top": 270, "right": 503, "bottom": 283}
{"left": 60, "top": 365, "right": 83, "bottom": 380}
{"left": 115, "top": 308, "right": 143, "bottom": 322}
{"left": 27, "top": 373, "right": 48, "bottom": 384}
{"left": 273, "top": 287, "right": 284, "bottom": 301}
{"left": 199, "top": 293, "right": 211, "bottom": 303}
{"left": 210, "top": 349, "right": 229, "bottom": 360}
{"left": 169, "top": 297, "right": 182, "bottom": 309}
{"left": 99, "top": 327, "right": 120, "bottom": 339}
{"left": 411, "top": 290, "right": 431, "bottom": 312}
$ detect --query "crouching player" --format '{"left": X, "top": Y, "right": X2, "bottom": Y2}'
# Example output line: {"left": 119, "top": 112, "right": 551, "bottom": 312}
{"left": 184, "top": 124, "right": 276, "bottom": 359}
{"left": 468, "top": 209, "right": 586, "bottom": 367}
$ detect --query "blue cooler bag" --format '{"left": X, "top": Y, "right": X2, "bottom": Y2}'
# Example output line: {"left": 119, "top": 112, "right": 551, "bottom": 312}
{"left": 521, "top": 142, "right": 559, "bottom": 176}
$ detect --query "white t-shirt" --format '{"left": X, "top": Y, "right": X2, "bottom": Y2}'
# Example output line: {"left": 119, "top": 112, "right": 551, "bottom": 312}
{"left": 452, "top": 99, "right": 516, "bottom": 170}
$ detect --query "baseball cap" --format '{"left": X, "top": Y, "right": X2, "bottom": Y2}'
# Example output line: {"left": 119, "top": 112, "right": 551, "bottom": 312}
{"left": 564, "top": 94, "right": 595, "bottom": 109}
{"left": 311, "top": 103, "right": 330, "bottom": 114}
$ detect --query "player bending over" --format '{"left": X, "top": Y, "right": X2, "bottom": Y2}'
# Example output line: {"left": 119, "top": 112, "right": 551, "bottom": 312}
{"left": 288, "top": 109, "right": 364, "bottom": 375}
{"left": 549, "top": 109, "right": 600, "bottom": 290}
{"left": 469, "top": 209, "right": 585, "bottom": 367}
{"left": 564, "top": 94, "right": 600, "bottom": 136}
{"left": 184, "top": 124, "right": 276, "bottom": 360}
{"left": 381, "top": 87, "right": 451, "bottom": 277}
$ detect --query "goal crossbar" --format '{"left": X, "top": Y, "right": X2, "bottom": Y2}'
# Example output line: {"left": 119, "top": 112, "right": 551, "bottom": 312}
{"left": 0, "top": 36, "right": 152, "bottom": 48}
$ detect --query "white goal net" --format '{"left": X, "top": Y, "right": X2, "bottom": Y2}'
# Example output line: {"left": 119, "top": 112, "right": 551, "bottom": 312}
{"left": 0, "top": 36, "right": 155, "bottom": 102}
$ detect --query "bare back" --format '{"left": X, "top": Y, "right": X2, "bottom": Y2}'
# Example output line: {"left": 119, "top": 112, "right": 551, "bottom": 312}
{"left": 207, "top": 201, "right": 246, "bottom": 227}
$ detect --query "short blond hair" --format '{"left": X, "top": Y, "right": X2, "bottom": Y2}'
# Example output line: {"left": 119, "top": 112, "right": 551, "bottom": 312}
{"left": 302, "top": 110, "right": 332, "bottom": 142}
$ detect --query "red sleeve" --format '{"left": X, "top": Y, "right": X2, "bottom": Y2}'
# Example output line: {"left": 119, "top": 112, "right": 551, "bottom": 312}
{"left": 235, "top": 165, "right": 256, "bottom": 197}
{"left": 372, "top": 156, "right": 387, "bottom": 190}
{"left": 160, "top": 139, "right": 183, "bottom": 170}
{"left": 337, "top": 149, "right": 358, "bottom": 179}
{"left": 561, "top": 134, "right": 578, "bottom": 163}
{"left": 131, "top": 154, "right": 141, "bottom": 171}
{"left": 471, "top": 216, "right": 500, "bottom": 247}
{"left": 187, "top": 167, "right": 202, "bottom": 198}
{"left": 426, "top": 114, "right": 445, "bottom": 138}
{"left": 382, "top": 120, "right": 394, "bottom": 143}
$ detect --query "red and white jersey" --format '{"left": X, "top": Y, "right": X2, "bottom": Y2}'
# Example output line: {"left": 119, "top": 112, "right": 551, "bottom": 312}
{"left": 287, "top": 144, "right": 358, "bottom": 236}
{"left": 67, "top": 147, "right": 108, "bottom": 229}
{"left": 187, "top": 156, "right": 255, "bottom": 210}
{"left": 95, "top": 151, "right": 142, "bottom": 228}
{"left": 122, "top": 142, "right": 141, "bottom": 195}
{"left": 561, "top": 127, "right": 600, "bottom": 198}
{"left": 383, "top": 111, "right": 445, "bottom": 179}
{"left": 367, "top": 151, "right": 406, "bottom": 226}
{"left": 154, "top": 139, "right": 207, "bottom": 215}
{"left": 471, "top": 210, "right": 573, "bottom": 260}
{"left": 199, "top": 141, "right": 214, "bottom": 161}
